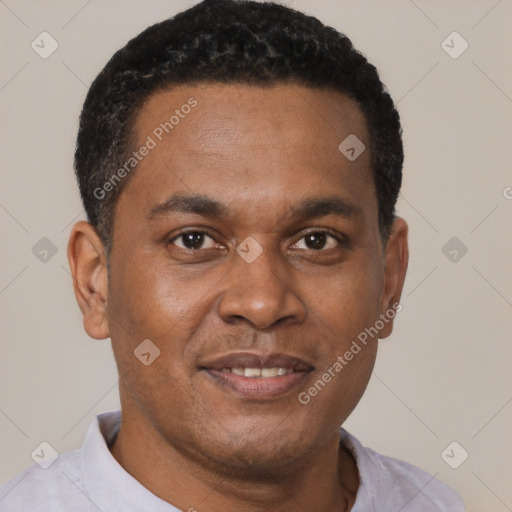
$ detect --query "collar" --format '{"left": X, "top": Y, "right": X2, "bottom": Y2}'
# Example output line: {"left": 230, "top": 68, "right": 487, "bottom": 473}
{"left": 81, "top": 411, "right": 178, "bottom": 511}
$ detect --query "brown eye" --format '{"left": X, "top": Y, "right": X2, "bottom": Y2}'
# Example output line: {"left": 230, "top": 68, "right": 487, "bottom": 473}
{"left": 171, "top": 231, "right": 218, "bottom": 250}
{"left": 292, "top": 232, "right": 339, "bottom": 251}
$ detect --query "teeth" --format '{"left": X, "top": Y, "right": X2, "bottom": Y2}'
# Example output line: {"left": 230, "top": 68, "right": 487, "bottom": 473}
{"left": 225, "top": 367, "right": 293, "bottom": 378}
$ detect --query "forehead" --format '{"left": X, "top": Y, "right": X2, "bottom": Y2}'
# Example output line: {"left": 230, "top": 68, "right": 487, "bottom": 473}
{"left": 135, "top": 83, "right": 368, "bottom": 158}
{"left": 118, "top": 83, "right": 375, "bottom": 228}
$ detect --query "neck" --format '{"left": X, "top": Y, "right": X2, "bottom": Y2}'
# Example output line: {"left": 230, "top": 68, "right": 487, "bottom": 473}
{"left": 109, "top": 409, "right": 359, "bottom": 512}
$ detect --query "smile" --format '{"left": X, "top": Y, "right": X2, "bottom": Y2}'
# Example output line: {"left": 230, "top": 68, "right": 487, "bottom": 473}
{"left": 199, "top": 352, "right": 314, "bottom": 399}
{"left": 219, "top": 367, "right": 294, "bottom": 378}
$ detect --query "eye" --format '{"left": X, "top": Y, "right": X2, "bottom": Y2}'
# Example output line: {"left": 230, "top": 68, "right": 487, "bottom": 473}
{"left": 292, "top": 232, "right": 341, "bottom": 251}
{"left": 170, "top": 231, "right": 219, "bottom": 250}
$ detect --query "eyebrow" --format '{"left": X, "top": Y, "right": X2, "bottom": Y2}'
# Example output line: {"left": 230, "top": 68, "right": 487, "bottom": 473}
{"left": 290, "top": 197, "right": 357, "bottom": 220}
{"left": 148, "top": 194, "right": 228, "bottom": 219}
{"left": 148, "top": 194, "right": 358, "bottom": 221}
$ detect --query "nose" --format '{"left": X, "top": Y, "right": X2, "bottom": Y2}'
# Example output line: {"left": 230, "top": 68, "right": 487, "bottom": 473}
{"left": 218, "top": 245, "right": 307, "bottom": 330}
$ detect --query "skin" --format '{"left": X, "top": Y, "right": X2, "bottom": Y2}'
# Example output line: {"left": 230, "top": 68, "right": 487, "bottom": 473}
{"left": 68, "top": 83, "right": 408, "bottom": 511}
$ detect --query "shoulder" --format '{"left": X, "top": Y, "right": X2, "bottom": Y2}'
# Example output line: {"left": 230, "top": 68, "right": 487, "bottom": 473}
{"left": 341, "top": 430, "right": 466, "bottom": 512}
{"left": 0, "top": 450, "right": 93, "bottom": 512}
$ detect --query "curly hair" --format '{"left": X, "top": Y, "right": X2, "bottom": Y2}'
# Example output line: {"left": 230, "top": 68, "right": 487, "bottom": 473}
{"left": 75, "top": 0, "right": 403, "bottom": 253}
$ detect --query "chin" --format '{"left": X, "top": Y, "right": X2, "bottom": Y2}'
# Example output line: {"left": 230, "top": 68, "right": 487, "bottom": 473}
{"left": 196, "top": 425, "right": 309, "bottom": 477}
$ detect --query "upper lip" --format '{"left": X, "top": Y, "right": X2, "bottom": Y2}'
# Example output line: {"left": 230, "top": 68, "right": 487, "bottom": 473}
{"left": 199, "top": 352, "right": 315, "bottom": 371}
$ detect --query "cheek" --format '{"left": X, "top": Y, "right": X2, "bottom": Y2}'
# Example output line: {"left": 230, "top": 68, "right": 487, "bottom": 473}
{"left": 290, "top": 256, "right": 382, "bottom": 416}
{"left": 106, "top": 252, "right": 227, "bottom": 383}
{"left": 308, "top": 346, "right": 377, "bottom": 427}
{"left": 108, "top": 252, "right": 207, "bottom": 338}
{"left": 107, "top": 260, "right": 201, "bottom": 415}
{"left": 305, "top": 254, "right": 384, "bottom": 341}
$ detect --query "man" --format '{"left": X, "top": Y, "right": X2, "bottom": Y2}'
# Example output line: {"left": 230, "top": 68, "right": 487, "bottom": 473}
{"left": 0, "top": 1, "right": 466, "bottom": 510}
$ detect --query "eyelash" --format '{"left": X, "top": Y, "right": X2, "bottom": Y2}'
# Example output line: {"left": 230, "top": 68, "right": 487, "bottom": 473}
{"left": 169, "top": 229, "right": 221, "bottom": 250}
{"left": 168, "top": 228, "right": 347, "bottom": 251}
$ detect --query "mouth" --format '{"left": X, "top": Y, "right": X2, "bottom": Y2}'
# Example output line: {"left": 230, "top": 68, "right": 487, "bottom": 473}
{"left": 199, "top": 352, "right": 314, "bottom": 399}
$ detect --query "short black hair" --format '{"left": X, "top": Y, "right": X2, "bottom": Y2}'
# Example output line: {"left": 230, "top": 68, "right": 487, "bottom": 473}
{"left": 75, "top": 0, "right": 403, "bottom": 253}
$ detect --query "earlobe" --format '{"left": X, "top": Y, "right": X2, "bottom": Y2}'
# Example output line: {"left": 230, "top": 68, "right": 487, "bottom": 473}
{"left": 379, "top": 217, "right": 409, "bottom": 339}
{"left": 67, "top": 221, "right": 110, "bottom": 340}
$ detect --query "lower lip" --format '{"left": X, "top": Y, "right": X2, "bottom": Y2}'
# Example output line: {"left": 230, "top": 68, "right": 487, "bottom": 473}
{"left": 204, "top": 369, "right": 311, "bottom": 399}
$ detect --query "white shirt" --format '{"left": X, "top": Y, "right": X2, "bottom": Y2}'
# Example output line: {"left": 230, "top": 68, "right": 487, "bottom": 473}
{"left": 0, "top": 411, "right": 465, "bottom": 511}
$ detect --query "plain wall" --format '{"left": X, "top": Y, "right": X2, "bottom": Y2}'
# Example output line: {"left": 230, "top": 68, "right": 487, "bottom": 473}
{"left": 1, "top": 1, "right": 511, "bottom": 511}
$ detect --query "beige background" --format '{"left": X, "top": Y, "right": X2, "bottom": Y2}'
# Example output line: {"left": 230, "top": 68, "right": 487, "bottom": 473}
{"left": 1, "top": 0, "right": 511, "bottom": 510}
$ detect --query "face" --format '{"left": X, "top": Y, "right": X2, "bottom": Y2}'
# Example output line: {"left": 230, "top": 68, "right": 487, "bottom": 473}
{"left": 71, "top": 83, "right": 408, "bottom": 476}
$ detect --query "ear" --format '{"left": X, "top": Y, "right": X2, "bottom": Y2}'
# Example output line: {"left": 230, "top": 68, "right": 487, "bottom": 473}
{"left": 67, "top": 221, "right": 110, "bottom": 340}
{"left": 379, "top": 217, "right": 409, "bottom": 339}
